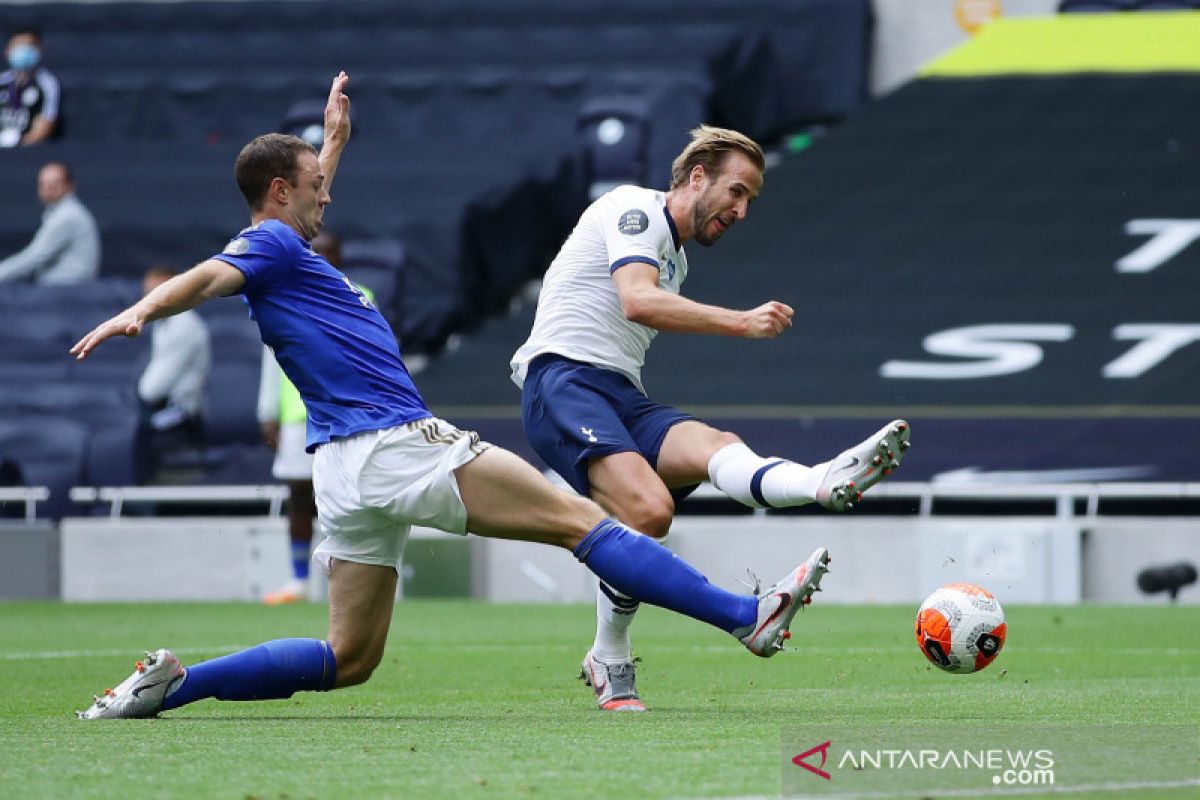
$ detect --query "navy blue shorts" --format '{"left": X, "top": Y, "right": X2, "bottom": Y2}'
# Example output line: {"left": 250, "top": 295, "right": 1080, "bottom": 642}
{"left": 521, "top": 354, "right": 697, "bottom": 499}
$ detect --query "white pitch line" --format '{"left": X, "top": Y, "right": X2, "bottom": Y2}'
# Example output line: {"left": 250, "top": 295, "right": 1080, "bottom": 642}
{"left": 4, "top": 643, "right": 1198, "bottom": 662}
{"left": 1, "top": 645, "right": 246, "bottom": 661}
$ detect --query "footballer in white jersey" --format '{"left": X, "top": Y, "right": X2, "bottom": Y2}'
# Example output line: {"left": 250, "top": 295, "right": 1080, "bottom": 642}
{"left": 510, "top": 125, "right": 911, "bottom": 713}
{"left": 511, "top": 185, "right": 687, "bottom": 393}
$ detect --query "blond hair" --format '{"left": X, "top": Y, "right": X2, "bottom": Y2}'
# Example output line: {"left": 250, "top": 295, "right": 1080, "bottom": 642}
{"left": 670, "top": 125, "right": 764, "bottom": 189}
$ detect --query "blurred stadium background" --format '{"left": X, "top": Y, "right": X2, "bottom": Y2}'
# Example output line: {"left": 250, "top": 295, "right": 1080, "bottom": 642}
{"left": 1, "top": 0, "right": 1198, "bottom": 612}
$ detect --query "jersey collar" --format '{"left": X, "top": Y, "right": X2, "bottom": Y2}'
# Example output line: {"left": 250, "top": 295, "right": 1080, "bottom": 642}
{"left": 662, "top": 204, "right": 681, "bottom": 251}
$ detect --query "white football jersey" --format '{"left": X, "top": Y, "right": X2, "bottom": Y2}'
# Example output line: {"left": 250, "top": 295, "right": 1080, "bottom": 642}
{"left": 511, "top": 185, "right": 687, "bottom": 392}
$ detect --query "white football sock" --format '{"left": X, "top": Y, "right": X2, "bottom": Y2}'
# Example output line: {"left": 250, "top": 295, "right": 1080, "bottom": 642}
{"left": 708, "top": 442, "right": 830, "bottom": 509}
{"left": 592, "top": 580, "right": 640, "bottom": 664}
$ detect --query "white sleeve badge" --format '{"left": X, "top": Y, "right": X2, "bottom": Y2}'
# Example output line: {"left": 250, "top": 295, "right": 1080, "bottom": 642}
{"left": 223, "top": 238, "right": 250, "bottom": 256}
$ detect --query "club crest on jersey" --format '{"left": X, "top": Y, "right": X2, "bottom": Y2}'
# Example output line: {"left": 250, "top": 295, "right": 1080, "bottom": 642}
{"left": 663, "top": 259, "right": 676, "bottom": 282}
{"left": 617, "top": 209, "right": 649, "bottom": 235}
{"left": 580, "top": 426, "right": 598, "bottom": 443}
{"left": 223, "top": 238, "right": 250, "bottom": 256}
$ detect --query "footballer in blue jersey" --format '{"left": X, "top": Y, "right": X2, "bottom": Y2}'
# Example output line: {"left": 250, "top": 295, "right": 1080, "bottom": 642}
{"left": 70, "top": 72, "right": 830, "bottom": 721}
{"left": 213, "top": 217, "right": 428, "bottom": 451}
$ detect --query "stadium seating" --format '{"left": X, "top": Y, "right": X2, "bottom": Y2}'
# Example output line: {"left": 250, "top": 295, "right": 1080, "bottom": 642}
{"left": 0, "top": 0, "right": 874, "bottom": 490}
{"left": 578, "top": 95, "right": 655, "bottom": 200}
{"left": 0, "top": 0, "right": 871, "bottom": 353}
{"left": 0, "top": 416, "right": 90, "bottom": 519}
{"left": 203, "top": 361, "right": 264, "bottom": 447}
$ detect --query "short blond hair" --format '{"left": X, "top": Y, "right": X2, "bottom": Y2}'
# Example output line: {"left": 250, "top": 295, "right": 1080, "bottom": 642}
{"left": 670, "top": 125, "right": 764, "bottom": 189}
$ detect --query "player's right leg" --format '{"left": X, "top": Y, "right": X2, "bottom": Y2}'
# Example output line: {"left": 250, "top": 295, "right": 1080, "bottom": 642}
{"left": 703, "top": 419, "right": 912, "bottom": 512}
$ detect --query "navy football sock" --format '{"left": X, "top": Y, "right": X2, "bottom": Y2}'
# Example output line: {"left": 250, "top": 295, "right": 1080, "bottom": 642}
{"left": 573, "top": 519, "right": 757, "bottom": 634}
{"left": 162, "top": 638, "right": 336, "bottom": 709}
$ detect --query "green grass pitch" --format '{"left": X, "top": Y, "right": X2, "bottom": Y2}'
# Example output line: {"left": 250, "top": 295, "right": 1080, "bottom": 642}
{"left": 1, "top": 601, "right": 1196, "bottom": 799}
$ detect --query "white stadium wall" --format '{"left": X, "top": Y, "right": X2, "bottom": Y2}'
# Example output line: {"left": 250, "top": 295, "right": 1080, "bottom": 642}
{"left": 48, "top": 514, "right": 1200, "bottom": 606}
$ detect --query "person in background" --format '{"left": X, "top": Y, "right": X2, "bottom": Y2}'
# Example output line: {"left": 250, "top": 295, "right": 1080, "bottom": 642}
{"left": 137, "top": 266, "right": 212, "bottom": 480}
{"left": 257, "top": 230, "right": 353, "bottom": 605}
{"left": 0, "top": 161, "right": 100, "bottom": 284}
{"left": 0, "top": 27, "right": 59, "bottom": 147}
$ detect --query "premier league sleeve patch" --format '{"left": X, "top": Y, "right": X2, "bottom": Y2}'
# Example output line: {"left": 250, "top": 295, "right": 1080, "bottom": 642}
{"left": 223, "top": 238, "right": 251, "bottom": 256}
{"left": 617, "top": 209, "right": 649, "bottom": 235}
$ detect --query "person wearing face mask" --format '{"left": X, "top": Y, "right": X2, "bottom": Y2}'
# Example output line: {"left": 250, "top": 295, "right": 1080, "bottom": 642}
{"left": 510, "top": 125, "right": 911, "bottom": 712}
{"left": 0, "top": 28, "right": 59, "bottom": 147}
{"left": 0, "top": 161, "right": 100, "bottom": 284}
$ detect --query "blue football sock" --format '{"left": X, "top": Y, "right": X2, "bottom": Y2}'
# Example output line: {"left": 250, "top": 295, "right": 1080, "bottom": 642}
{"left": 291, "top": 541, "right": 311, "bottom": 581}
{"left": 162, "top": 638, "right": 336, "bottom": 709}
{"left": 573, "top": 520, "right": 757, "bottom": 634}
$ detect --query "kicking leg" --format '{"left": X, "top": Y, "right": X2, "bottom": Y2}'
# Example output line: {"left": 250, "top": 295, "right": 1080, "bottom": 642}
{"left": 660, "top": 419, "right": 912, "bottom": 513}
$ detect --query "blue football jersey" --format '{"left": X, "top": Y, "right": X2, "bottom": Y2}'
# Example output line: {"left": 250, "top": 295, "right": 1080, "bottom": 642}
{"left": 214, "top": 219, "right": 430, "bottom": 451}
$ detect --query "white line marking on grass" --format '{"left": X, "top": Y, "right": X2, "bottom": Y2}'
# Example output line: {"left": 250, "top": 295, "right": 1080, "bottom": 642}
{"left": 9, "top": 643, "right": 1197, "bottom": 661}
{"left": 2, "top": 645, "right": 246, "bottom": 661}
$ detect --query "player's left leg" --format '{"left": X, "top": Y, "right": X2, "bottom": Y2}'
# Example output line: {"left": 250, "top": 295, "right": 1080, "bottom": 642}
{"left": 659, "top": 419, "right": 912, "bottom": 513}
{"left": 76, "top": 559, "right": 395, "bottom": 719}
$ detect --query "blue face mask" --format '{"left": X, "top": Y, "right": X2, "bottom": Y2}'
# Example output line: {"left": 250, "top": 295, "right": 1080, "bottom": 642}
{"left": 8, "top": 44, "right": 41, "bottom": 71}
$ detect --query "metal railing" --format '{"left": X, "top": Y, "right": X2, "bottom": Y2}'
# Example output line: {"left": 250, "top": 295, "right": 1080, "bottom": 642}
{"left": 69, "top": 485, "right": 289, "bottom": 518}
{"left": 0, "top": 487, "right": 51, "bottom": 522}
{"left": 1, "top": 482, "right": 1197, "bottom": 522}
{"left": 686, "top": 481, "right": 1200, "bottom": 519}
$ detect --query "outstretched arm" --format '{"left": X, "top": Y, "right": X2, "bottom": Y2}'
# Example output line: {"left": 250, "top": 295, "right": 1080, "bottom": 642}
{"left": 612, "top": 262, "right": 793, "bottom": 338}
{"left": 318, "top": 71, "right": 351, "bottom": 196}
{"left": 71, "top": 259, "right": 245, "bottom": 360}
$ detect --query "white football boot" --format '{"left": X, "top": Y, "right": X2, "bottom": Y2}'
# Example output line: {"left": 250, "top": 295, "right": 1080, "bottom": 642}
{"left": 76, "top": 649, "right": 185, "bottom": 719}
{"left": 579, "top": 650, "right": 646, "bottom": 712}
{"left": 815, "top": 420, "right": 910, "bottom": 512}
{"left": 737, "top": 547, "right": 831, "bottom": 657}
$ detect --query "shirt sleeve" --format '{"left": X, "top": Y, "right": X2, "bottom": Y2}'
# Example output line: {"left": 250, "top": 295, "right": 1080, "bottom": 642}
{"left": 211, "top": 223, "right": 291, "bottom": 294}
{"left": 35, "top": 70, "right": 60, "bottom": 122}
{"left": 138, "top": 316, "right": 207, "bottom": 404}
{"left": 0, "top": 210, "right": 68, "bottom": 282}
{"left": 600, "top": 196, "right": 668, "bottom": 275}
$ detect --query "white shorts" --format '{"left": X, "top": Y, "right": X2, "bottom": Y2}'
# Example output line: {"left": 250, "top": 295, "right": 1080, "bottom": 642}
{"left": 311, "top": 417, "right": 491, "bottom": 575}
{"left": 272, "top": 421, "right": 314, "bottom": 481}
